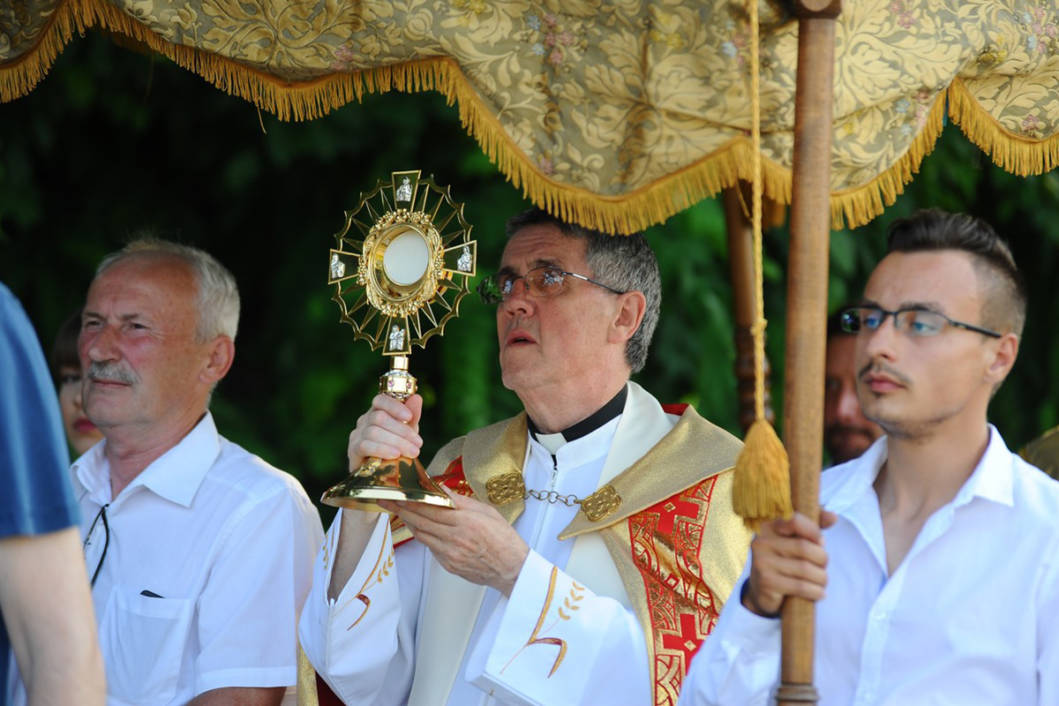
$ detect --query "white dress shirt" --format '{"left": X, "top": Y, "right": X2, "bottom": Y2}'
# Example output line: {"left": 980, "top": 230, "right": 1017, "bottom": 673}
{"left": 72, "top": 413, "right": 324, "bottom": 706}
{"left": 680, "top": 426, "right": 1059, "bottom": 706}
{"left": 300, "top": 412, "right": 654, "bottom": 705}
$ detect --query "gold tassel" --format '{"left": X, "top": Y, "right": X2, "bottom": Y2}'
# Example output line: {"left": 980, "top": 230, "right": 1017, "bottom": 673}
{"left": 730, "top": 0, "right": 792, "bottom": 533}
{"left": 732, "top": 419, "right": 792, "bottom": 532}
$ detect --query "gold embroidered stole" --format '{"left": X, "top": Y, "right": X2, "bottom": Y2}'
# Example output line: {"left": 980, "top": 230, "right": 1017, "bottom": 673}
{"left": 402, "top": 384, "right": 751, "bottom": 705}
{"left": 550, "top": 392, "right": 751, "bottom": 706}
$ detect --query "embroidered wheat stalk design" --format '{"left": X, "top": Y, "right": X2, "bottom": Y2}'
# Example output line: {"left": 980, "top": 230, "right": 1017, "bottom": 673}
{"left": 501, "top": 568, "right": 583, "bottom": 677}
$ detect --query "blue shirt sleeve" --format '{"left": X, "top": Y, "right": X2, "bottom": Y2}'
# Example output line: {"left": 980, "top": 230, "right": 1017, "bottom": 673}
{"left": 0, "top": 283, "right": 79, "bottom": 537}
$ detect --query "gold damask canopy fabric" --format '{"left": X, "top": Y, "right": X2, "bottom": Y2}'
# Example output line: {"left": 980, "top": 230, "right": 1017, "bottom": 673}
{"left": 3, "top": 0, "right": 1059, "bottom": 233}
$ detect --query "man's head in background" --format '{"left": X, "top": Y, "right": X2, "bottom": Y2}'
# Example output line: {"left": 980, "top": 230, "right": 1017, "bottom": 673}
{"left": 825, "top": 310, "right": 883, "bottom": 464}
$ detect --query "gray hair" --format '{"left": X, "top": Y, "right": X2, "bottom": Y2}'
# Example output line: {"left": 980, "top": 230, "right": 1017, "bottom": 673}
{"left": 505, "top": 208, "right": 661, "bottom": 373}
{"left": 96, "top": 237, "right": 240, "bottom": 342}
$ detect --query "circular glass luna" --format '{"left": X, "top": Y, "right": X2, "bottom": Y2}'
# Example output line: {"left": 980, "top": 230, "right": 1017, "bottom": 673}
{"left": 382, "top": 229, "right": 430, "bottom": 286}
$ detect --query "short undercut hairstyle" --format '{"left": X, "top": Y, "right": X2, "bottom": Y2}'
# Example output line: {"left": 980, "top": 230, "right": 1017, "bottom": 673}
{"left": 505, "top": 208, "right": 661, "bottom": 373}
{"left": 885, "top": 209, "right": 1026, "bottom": 338}
{"left": 96, "top": 237, "right": 240, "bottom": 342}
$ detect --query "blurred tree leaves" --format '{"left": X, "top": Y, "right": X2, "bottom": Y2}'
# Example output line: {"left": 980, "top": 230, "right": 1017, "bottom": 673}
{"left": 3, "top": 30, "right": 1058, "bottom": 519}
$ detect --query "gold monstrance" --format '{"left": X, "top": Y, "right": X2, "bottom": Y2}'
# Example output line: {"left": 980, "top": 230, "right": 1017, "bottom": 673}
{"left": 323, "top": 170, "right": 477, "bottom": 511}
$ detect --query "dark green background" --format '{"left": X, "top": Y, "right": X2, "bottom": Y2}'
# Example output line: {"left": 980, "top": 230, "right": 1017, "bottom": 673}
{"left": 4, "top": 33, "right": 1057, "bottom": 515}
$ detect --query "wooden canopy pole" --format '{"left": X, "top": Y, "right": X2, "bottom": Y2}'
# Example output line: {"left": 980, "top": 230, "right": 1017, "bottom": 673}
{"left": 776, "top": 2, "right": 841, "bottom": 705}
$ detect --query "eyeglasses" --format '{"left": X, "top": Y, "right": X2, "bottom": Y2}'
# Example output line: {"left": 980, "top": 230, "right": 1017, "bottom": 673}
{"left": 840, "top": 306, "right": 1002, "bottom": 339}
{"left": 477, "top": 265, "right": 625, "bottom": 305}
{"left": 83, "top": 503, "right": 110, "bottom": 587}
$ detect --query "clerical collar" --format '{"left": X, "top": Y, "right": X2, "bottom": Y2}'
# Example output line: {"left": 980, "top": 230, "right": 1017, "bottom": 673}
{"left": 527, "top": 385, "right": 628, "bottom": 453}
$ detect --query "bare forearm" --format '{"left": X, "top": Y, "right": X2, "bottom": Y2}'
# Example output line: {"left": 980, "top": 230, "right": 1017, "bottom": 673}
{"left": 328, "top": 509, "right": 384, "bottom": 600}
{"left": 0, "top": 529, "right": 105, "bottom": 706}
{"left": 25, "top": 658, "right": 105, "bottom": 706}
{"left": 188, "top": 686, "right": 285, "bottom": 705}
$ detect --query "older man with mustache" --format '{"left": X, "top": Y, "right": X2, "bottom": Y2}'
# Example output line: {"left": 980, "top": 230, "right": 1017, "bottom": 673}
{"left": 72, "top": 239, "right": 323, "bottom": 706}
{"left": 679, "top": 209, "right": 1059, "bottom": 705}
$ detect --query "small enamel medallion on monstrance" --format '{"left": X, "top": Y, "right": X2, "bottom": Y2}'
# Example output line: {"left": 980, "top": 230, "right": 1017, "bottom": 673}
{"left": 323, "top": 170, "right": 476, "bottom": 511}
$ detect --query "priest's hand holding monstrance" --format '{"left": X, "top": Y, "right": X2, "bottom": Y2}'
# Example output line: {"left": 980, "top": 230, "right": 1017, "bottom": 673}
{"left": 323, "top": 170, "right": 476, "bottom": 511}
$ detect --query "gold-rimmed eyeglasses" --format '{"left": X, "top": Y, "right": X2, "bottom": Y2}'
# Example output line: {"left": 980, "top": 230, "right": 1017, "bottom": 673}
{"left": 477, "top": 265, "right": 625, "bottom": 305}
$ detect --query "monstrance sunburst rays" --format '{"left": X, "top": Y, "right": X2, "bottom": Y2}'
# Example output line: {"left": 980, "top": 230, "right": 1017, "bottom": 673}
{"left": 326, "top": 170, "right": 476, "bottom": 356}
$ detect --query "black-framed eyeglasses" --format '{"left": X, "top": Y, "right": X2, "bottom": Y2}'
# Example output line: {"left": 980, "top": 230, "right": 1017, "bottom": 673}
{"left": 477, "top": 265, "right": 626, "bottom": 305}
{"left": 839, "top": 305, "right": 1002, "bottom": 339}
{"left": 83, "top": 503, "right": 110, "bottom": 587}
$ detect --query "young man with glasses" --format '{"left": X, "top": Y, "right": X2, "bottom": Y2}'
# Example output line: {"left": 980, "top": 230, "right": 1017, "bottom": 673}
{"left": 300, "top": 208, "right": 751, "bottom": 705}
{"left": 680, "top": 209, "right": 1059, "bottom": 705}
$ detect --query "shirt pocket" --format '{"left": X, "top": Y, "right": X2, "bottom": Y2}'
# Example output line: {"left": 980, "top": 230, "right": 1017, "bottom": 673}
{"left": 100, "top": 586, "right": 194, "bottom": 705}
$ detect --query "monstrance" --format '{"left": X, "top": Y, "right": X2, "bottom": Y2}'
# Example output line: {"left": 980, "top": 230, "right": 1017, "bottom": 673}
{"left": 323, "top": 170, "right": 477, "bottom": 511}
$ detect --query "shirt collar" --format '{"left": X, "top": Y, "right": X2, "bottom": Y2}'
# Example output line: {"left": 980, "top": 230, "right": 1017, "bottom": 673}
{"left": 952, "top": 425, "right": 1014, "bottom": 508}
{"left": 526, "top": 384, "right": 628, "bottom": 454}
{"left": 74, "top": 413, "right": 222, "bottom": 508}
{"left": 825, "top": 424, "right": 1014, "bottom": 516}
{"left": 74, "top": 442, "right": 111, "bottom": 503}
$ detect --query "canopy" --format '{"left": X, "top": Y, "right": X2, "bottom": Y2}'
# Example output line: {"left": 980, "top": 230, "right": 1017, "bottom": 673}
{"left": 4, "top": 0, "right": 1059, "bottom": 233}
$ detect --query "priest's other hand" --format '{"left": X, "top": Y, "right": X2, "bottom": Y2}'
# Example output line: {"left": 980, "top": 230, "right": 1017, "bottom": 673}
{"left": 742, "top": 510, "right": 838, "bottom": 617}
{"left": 379, "top": 490, "right": 530, "bottom": 597}
{"left": 347, "top": 393, "right": 425, "bottom": 469}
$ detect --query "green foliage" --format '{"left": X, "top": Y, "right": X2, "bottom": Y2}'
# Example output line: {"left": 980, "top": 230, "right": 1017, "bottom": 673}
{"left": 3, "top": 31, "right": 1058, "bottom": 512}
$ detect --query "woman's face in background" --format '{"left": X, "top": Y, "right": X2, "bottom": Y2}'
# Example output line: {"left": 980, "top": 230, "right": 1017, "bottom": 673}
{"left": 58, "top": 364, "right": 104, "bottom": 456}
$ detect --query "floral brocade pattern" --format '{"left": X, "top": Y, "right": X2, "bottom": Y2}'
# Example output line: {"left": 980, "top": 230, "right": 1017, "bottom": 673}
{"left": 4, "top": 0, "right": 1059, "bottom": 229}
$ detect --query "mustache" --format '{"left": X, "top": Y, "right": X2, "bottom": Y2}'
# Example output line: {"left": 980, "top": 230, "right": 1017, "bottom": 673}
{"left": 857, "top": 361, "right": 911, "bottom": 387}
{"left": 87, "top": 360, "right": 138, "bottom": 385}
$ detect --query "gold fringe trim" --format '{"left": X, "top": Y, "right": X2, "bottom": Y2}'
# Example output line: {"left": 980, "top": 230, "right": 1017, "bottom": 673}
{"left": 5, "top": 1, "right": 1057, "bottom": 233}
{"left": 0, "top": 0, "right": 84, "bottom": 101}
{"left": 0, "top": 0, "right": 789, "bottom": 234}
{"left": 828, "top": 91, "right": 947, "bottom": 231}
{"left": 948, "top": 77, "right": 1059, "bottom": 178}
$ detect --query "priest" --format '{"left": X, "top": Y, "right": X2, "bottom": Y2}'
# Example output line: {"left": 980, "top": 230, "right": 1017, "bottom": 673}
{"left": 299, "top": 208, "right": 751, "bottom": 705}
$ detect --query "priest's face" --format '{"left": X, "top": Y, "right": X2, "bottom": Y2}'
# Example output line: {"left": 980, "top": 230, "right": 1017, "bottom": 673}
{"left": 496, "top": 224, "right": 621, "bottom": 399}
